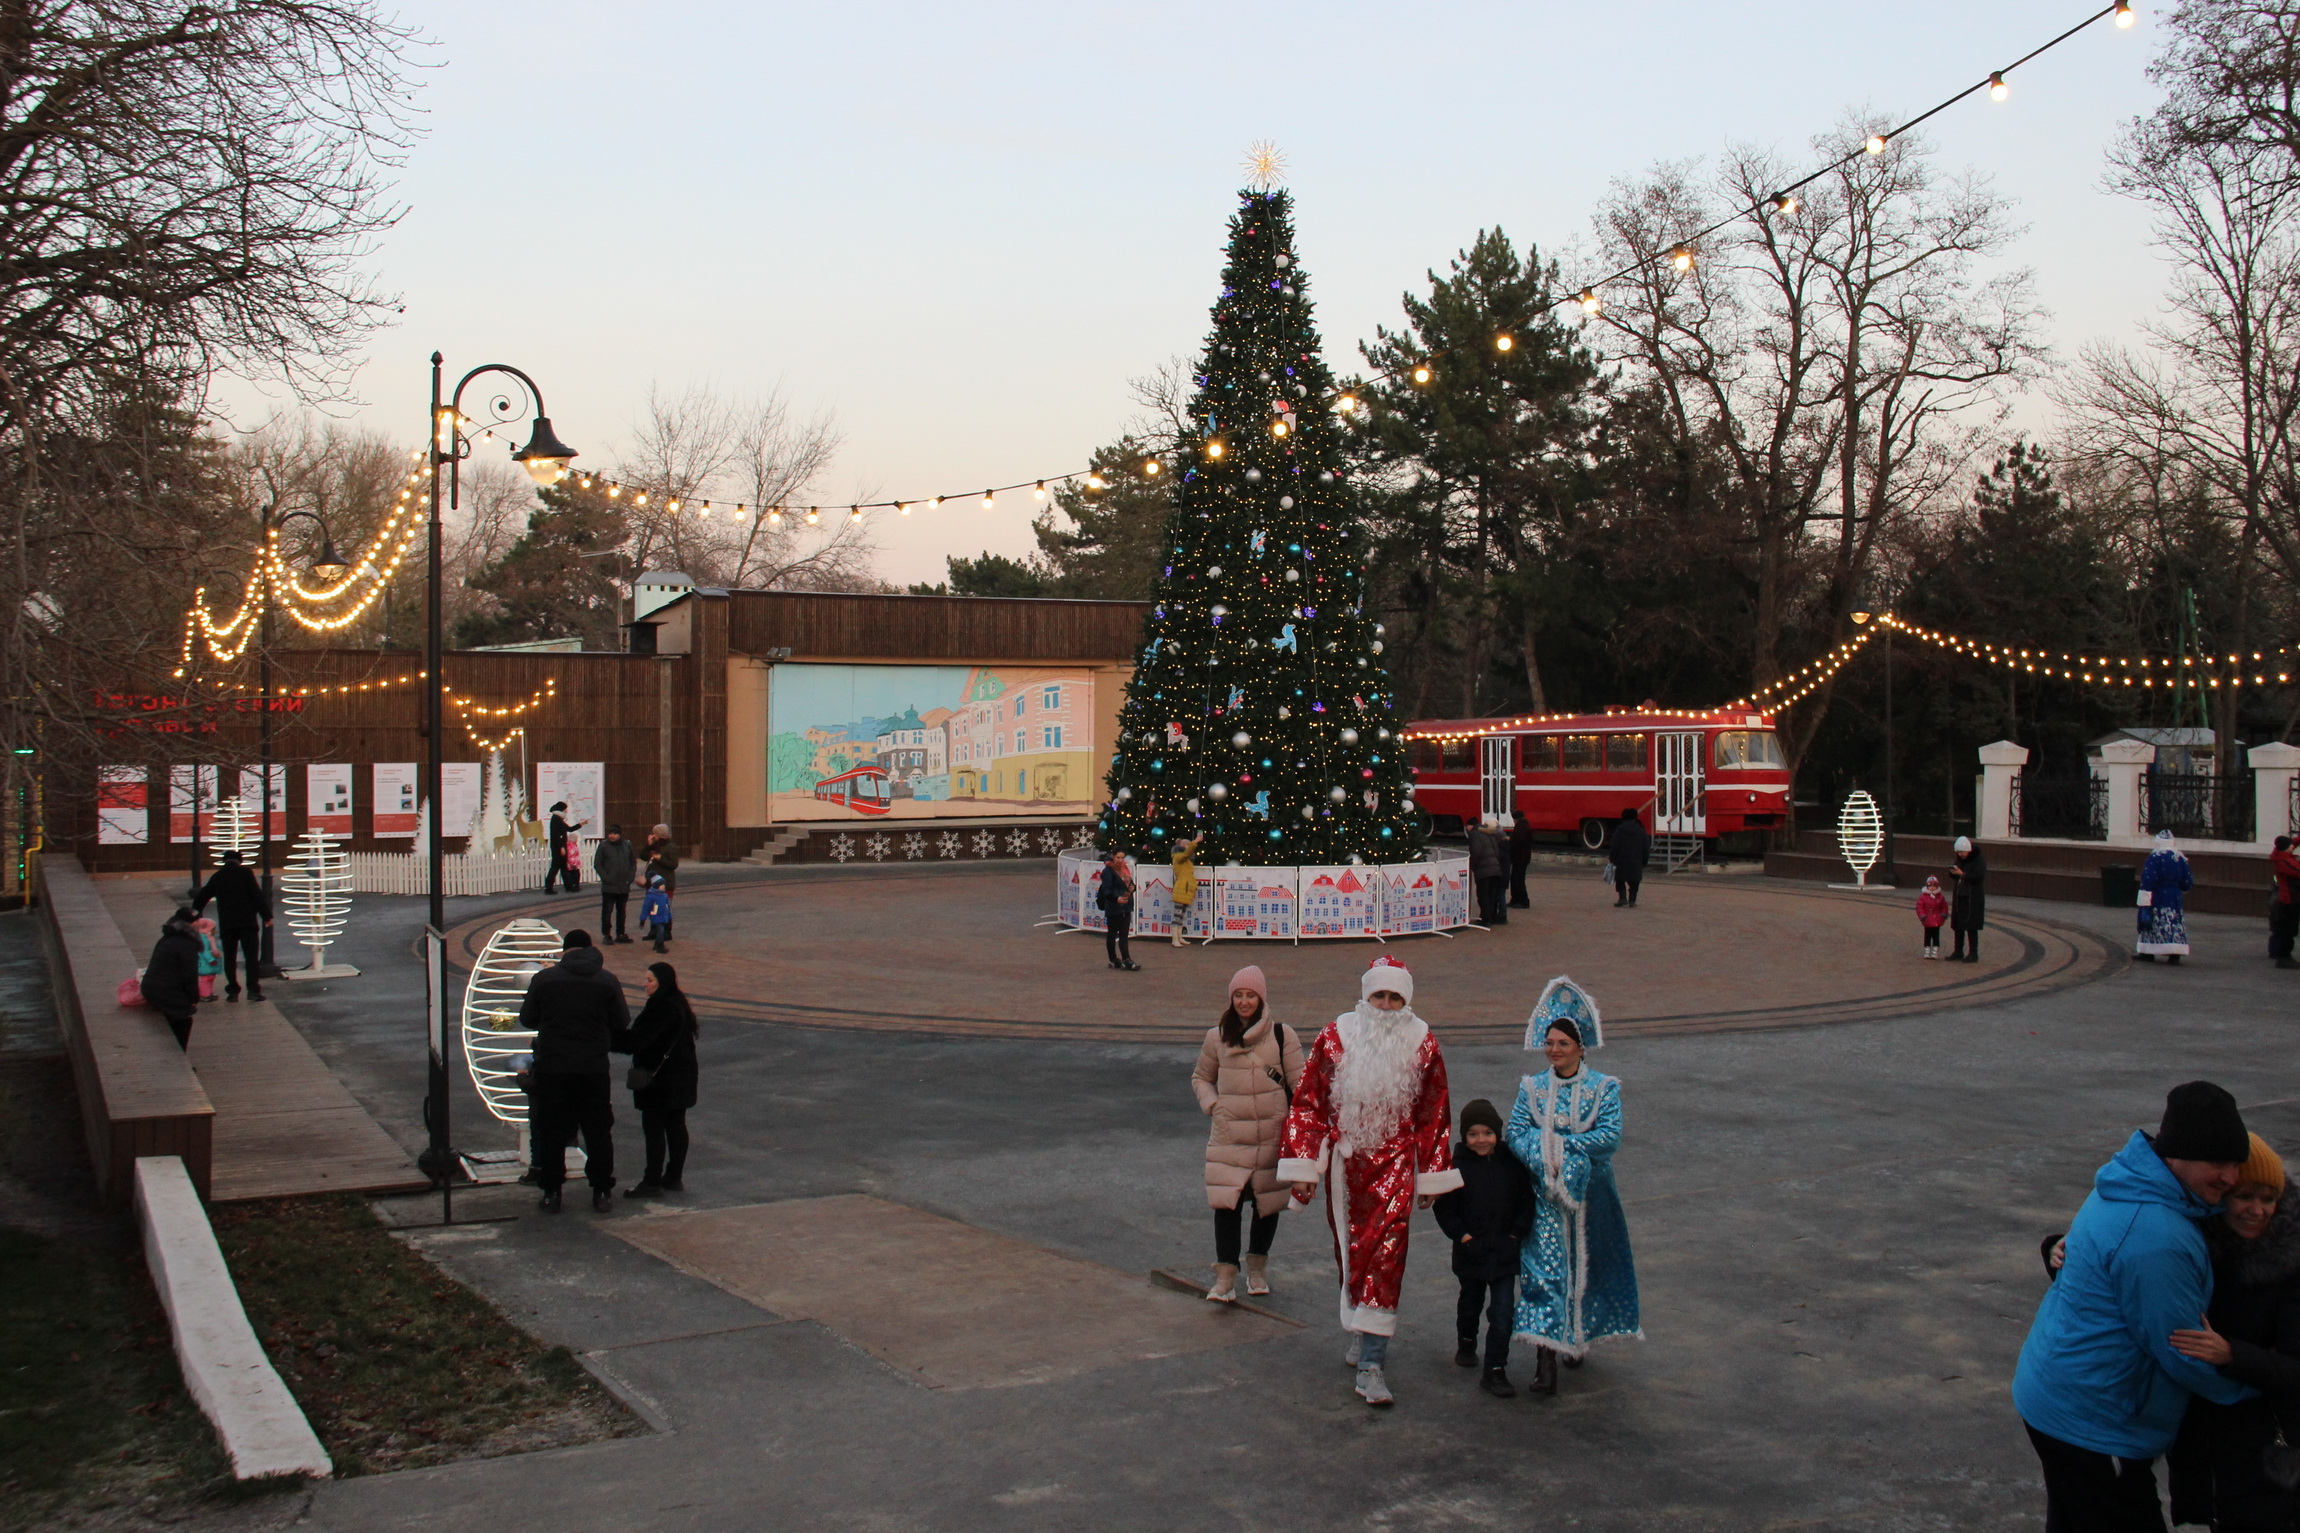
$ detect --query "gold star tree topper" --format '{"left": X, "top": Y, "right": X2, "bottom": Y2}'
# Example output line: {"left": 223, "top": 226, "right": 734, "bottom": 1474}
{"left": 1242, "top": 140, "right": 1288, "bottom": 192}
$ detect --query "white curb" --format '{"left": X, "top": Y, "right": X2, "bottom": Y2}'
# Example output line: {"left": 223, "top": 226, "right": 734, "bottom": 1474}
{"left": 133, "top": 1156, "right": 332, "bottom": 1480}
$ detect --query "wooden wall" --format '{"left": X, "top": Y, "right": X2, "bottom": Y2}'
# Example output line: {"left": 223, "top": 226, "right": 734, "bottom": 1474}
{"left": 722, "top": 590, "right": 1152, "bottom": 662}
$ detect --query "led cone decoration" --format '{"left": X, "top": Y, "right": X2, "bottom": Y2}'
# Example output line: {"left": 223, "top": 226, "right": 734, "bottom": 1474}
{"left": 280, "top": 828, "right": 359, "bottom": 978}
{"left": 461, "top": 918, "right": 563, "bottom": 1126}
{"left": 1836, "top": 790, "right": 1886, "bottom": 889}
{"left": 1098, "top": 183, "right": 1421, "bottom": 866}
{"left": 210, "top": 794, "right": 262, "bottom": 864}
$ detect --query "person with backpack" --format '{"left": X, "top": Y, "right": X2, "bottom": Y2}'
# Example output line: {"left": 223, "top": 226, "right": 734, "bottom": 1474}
{"left": 1191, "top": 966, "right": 1305, "bottom": 1303}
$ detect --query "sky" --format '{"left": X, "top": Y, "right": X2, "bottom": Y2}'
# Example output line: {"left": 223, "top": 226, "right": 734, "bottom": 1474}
{"left": 217, "top": 1, "right": 2176, "bottom": 589}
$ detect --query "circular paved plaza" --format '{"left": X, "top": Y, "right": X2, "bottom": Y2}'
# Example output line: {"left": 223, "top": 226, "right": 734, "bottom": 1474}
{"left": 449, "top": 862, "right": 2125, "bottom": 1044}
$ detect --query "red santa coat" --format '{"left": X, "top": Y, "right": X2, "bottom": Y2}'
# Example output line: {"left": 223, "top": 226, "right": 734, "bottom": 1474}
{"left": 1275, "top": 1013, "right": 1462, "bottom": 1335}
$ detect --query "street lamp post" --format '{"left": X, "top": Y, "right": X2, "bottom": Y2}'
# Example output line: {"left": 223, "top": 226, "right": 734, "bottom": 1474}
{"left": 419, "top": 355, "right": 577, "bottom": 1219}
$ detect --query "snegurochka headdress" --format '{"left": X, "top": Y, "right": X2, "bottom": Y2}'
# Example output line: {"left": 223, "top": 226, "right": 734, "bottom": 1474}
{"left": 1524, "top": 975, "right": 1602, "bottom": 1051}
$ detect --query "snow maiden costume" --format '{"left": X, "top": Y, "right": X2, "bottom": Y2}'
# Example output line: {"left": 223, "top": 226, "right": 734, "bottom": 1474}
{"left": 2137, "top": 829, "right": 2195, "bottom": 961}
{"left": 1277, "top": 955, "right": 1461, "bottom": 1407}
{"left": 1508, "top": 977, "right": 1642, "bottom": 1374}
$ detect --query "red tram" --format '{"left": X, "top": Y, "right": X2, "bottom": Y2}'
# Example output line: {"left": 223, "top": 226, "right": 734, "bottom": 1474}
{"left": 813, "top": 764, "right": 894, "bottom": 816}
{"left": 1405, "top": 707, "right": 1793, "bottom": 847}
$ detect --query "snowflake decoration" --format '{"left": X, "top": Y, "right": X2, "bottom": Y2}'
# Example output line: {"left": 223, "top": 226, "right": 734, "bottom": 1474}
{"left": 866, "top": 834, "right": 890, "bottom": 861}
{"left": 829, "top": 833, "right": 855, "bottom": 863}
{"left": 1038, "top": 829, "right": 1063, "bottom": 855}
{"left": 1071, "top": 826, "right": 1096, "bottom": 848}
{"left": 1243, "top": 139, "right": 1288, "bottom": 192}
{"left": 1002, "top": 830, "right": 1027, "bottom": 856}
{"left": 903, "top": 833, "right": 926, "bottom": 860}
{"left": 971, "top": 830, "right": 995, "bottom": 857}
{"left": 937, "top": 832, "right": 961, "bottom": 859}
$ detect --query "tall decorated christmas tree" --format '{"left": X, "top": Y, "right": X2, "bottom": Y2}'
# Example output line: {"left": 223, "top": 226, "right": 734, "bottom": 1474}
{"left": 1098, "top": 167, "right": 1423, "bottom": 867}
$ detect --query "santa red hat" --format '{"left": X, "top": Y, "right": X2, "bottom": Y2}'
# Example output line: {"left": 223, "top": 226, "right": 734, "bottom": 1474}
{"left": 1361, "top": 955, "right": 1413, "bottom": 1004}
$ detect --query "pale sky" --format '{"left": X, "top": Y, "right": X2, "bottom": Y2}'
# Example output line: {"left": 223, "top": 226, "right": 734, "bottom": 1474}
{"left": 218, "top": 1, "right": 2172, "bottom": 588}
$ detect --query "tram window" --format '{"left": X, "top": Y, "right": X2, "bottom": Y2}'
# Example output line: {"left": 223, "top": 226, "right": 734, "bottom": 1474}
{"left": 1442, "top": 740, "right": 1476, "bottom": 772}
{"left": 1560, "top": 734, "right": 1603, "bottom": 772}
{"left": 1519, "top": 736, "right": 1560, "bottom": 771}
{"left": 1607, "top": 733, "right": 1650, "bottom": 773}
{"left": 1714, "top": 730, "right": 1788, "bottom": 770}
{"left": 1413, "top": 740, "right": 1441, "bottom": 772}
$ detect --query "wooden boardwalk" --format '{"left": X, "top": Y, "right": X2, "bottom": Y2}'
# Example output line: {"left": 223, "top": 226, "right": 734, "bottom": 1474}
{"left": 94, "top": 878, "right": 424, "bottom": 1203}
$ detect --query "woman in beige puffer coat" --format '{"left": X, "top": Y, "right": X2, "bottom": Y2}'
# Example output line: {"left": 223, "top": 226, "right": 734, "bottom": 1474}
{"left": 1192, "top": 964, "right": 1306, "bottom": 1303}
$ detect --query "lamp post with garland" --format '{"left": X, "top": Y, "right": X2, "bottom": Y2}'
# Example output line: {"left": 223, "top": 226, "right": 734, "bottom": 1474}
{"left": 419, "top": 356, "right": 577, "bottom": 1207}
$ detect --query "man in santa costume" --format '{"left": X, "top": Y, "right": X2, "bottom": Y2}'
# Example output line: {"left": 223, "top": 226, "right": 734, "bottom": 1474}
{"left": 1278, "top": 955, "right": 1462, "bottom": 1407}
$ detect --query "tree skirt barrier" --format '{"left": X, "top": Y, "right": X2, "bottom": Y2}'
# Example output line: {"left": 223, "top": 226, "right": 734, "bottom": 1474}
{"left": 1055, "top": 847, "right": 1472, "bottom": 940}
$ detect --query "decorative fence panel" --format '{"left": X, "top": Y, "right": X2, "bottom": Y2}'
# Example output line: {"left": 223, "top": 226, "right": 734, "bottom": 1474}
{"left": 2010, "top": 774, "right": 2107, "bottom": 841}
{"left": 2146, "top": 771, "right": 2255, "bottom": 842}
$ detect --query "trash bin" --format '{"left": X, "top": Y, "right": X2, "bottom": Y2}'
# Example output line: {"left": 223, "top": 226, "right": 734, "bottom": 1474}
{"left": 2101, "top": 864, "right": 2139, "bottom": 908}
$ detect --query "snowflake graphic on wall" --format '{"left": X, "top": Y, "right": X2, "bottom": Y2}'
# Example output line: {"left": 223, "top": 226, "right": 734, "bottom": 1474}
{"left": 1005, "top": 830, "right": 1030, "bottom": 856}
{"left": 903, "top": 833, "right": 926, "bottom": 860}
{"left": 865, "top": 834, "right": 891, "bottom": 861}
{"left": 1038, "top": 829, "right": 1063, "bottom": 855}
{"left": 1070, "top": 826, "right": 1096, "bottom": 848}
{"left": 971, "top": 830, "right": 995, "bottom": 857}
{"left": 829, "top": 834, "right": 855, "bottom": 863}
{"left": 937, "top": 832, "right": 961, "bottom": 858}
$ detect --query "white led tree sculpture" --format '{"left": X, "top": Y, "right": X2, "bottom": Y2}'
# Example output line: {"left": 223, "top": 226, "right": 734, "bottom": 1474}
{"left": 280, "top": 828, "right": 360, "bottom": 978}
{"left": 211, "top": 794, "right": 261, "bottom": 865}
{"left": 462, "top": 918, "right": 562, "bottom": 1158}
{"left": 1831, "top": 789, "right": 1890, "bottom": 891}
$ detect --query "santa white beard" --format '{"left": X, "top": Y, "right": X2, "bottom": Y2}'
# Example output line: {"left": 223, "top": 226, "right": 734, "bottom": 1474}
{"left": 1331, "top": 1002, "right": 1427, "bottom": 1152}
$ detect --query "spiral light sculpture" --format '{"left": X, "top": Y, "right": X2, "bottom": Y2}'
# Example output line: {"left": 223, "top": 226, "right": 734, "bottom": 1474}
{"left": 1836, "top": 790, "right": 1885, "bottom": 889}
{"left": 280, "top": 828, "right": 358, "bottom": 977}
{"left": 461, "top": 918, "right": 563, "bottom": 1125}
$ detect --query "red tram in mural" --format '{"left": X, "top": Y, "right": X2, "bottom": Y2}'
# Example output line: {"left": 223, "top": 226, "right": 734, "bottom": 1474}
{"left": 813, "top": 765, "right": 894, "bottom": 816}
{"left": 1405, "top": 707, "right": 1794, "bottom": 847}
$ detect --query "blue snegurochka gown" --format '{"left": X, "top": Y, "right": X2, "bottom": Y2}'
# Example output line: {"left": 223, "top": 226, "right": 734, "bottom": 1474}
{"left": 1506, "top": 1066, "right": 1642, "bottom": 1358}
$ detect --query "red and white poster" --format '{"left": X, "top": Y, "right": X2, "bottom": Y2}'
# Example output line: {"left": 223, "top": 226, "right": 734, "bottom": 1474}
{"left": 372, "top": 762, "right": 418, "bottom": 837}
{"left": 97, "top": 766, "right": 148, "bottom": 845}
{"left": 168, "top": 764, "right": 219, "bottom": 843}
{"left": 238, "top": 765, "right": 286, "bottom": 840}
{"left": 306, "top": 763, "right": 352, "bottom": 836}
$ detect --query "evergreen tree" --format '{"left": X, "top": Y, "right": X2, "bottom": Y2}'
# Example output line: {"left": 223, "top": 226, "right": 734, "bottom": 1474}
{"left": 1033, "top": 436, "right": 1172, "bottom": 598}
{"left": 906, "top": 552, "right": 1052, "bottom": 597}
{"left": 1099, "top": 187, "right": 1422, "bottom": 867}
{"left": 455, "top": 480, "right": 632, "bottom": 648}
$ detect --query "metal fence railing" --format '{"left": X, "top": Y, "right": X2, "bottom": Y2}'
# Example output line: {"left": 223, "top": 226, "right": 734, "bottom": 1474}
{"left": 2145, "top": 770, "right": 2255, "bottom": 842}
{"left": 2010, "top": 774, "right": 2107, "bottom": 841}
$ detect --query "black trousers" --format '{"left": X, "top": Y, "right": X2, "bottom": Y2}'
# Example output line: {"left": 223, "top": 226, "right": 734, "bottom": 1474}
{"left": 161, "top": 1011, "right": 194, "bottom": 1050}
{"left": 2270, "top": 899, "right": 2298, "bottom": 959}
{"left": 641, "top": 1106, "right": 688, "bottom": 1185}
{"left": 528, "top": 1072, "right": 615, "bottom": 1190}
{"left": 1924, "top": 925, "right": 1942, "bottom": 951}
{"left": 1104, "top": 906, "right": 1133, "bottom": 965}
{"left": 1614, "top": 871, "right": 1642, "bottom": 905}
{"left": 1509, "top": 858, "right": 1531, "bottom": 907}
{"left": 544, "top": 854, "right": 579, "bottom": 893}
{"left": 1951, "top": 925, "right": 1982, "bottom": 961}
{"left": 1457, "top": 1273, "right": 1517, "bottom": 1370}
{"left": 1476, "top": 875, "right": 1509, "bottom": 924}
{"left": 1213, "top": 1185, "right": 1282, "bottom": 1265}
{"left": 2025, "top": 1423, "right": 2166, "bottom": 1532}
{"left": 219, "top": 924, "right": 261, "bottom": 993}
{"left": 600, "top": 891, "right": 628, "bottom": 940}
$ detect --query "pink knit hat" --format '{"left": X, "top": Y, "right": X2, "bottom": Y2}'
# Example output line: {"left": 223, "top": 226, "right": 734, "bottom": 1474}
{"left": 1227, "top": 966, "right": 1268, "bottom": 1008}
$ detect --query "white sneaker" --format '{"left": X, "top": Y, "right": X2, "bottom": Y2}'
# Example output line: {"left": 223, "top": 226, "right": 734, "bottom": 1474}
{"left": 1354, "top": 1365, "right": 1394, "bottom": 1407}
{"left": 1344, "top": 1335, "right": 1362, "bottom": 1370}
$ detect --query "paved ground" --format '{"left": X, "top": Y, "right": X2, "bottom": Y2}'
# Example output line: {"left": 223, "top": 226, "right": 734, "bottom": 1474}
{"left": 165, "top": 862, "right": 2300, "bottom": 1530}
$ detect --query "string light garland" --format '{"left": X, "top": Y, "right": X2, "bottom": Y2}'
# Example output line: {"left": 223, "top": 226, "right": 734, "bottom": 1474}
{"left": 1871, "top": 614, "right": 2294, "bottom": 689}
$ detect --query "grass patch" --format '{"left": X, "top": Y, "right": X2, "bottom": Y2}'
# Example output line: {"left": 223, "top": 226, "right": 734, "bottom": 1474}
{"left": 0, "top": 1226, "right": 238, "bottom": 1530}
{"left": 211, "top": 1195, "right": 642, "bottom": 1476}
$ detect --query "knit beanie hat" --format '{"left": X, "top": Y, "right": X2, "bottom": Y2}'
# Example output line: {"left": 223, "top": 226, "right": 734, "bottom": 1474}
{"left": 2156, "top": 1080, "right": 2250, "bottom": 1163}
{"left": 1460, "top": 1098, "right": 1504, "bottom": 1138}
{"left": 1361, "top": 955, "right": 1413, "bottom": 1004}
{"left": 2240, "top": 1132, "right": 2287, "bottom": 1193}
{"left": 1227, "top": 966, "right": 1268, "bottom": 1010}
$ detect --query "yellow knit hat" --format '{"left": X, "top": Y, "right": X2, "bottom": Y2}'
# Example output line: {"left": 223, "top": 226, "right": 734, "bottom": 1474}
{"left": 2239, "top": 1132, "right": 2287, "bottom": 1194}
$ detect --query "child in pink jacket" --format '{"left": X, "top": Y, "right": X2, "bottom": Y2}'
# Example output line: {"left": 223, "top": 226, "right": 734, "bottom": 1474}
{"left": 1916, "top": 876, "right": 1949, "bottom": 959}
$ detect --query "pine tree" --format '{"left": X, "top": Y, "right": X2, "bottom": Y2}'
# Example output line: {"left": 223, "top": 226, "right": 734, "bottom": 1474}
{"left": 1098, "top": 187, "right": 1423, "bottom": 867}
{"left": 456, "top": 480, "right": 632, "bottom": 648}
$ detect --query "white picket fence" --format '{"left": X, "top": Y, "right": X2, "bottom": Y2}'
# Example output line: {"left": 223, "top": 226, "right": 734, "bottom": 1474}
{"left": 349, "top": 846, "right": 560, "bottom": 897}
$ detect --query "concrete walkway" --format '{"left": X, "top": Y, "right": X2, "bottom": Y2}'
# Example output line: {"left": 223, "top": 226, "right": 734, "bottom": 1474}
{"left": 223, "top": 865, "right": 2294, "bottom": 1530}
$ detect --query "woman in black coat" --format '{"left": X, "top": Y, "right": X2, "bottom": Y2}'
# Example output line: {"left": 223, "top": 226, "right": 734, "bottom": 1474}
{"left": 2168, "top": 1138, "right": 2300, "bottom": 1531}
{"left": 139, "top": 907, "right": 204, "bottom": 1050}
{"left": 617, "top": 961, "right": 698, "bottom": 1197}
{"left": 1948, "top": 837, "right": 1988, "bottom": 963}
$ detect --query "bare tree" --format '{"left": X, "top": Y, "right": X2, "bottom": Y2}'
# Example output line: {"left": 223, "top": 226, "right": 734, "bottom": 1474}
{"left": 2156, "top": 0, "right": 2300, "bottom": 178}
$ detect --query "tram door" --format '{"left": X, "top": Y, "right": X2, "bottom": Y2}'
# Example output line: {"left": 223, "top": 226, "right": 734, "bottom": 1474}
{"left": 1655, "top": 732, "right": 1706, "bottom": 834}
{"left": 1480, "top": 735, "right": 1515, "bottom": 823}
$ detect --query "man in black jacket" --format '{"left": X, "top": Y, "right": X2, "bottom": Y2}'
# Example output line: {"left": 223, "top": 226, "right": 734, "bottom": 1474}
{"left": 140, "top": 907, "right": 205, "bottom": 1049}
{"left": 1608, "top": 806, "right": 1652, "bottom": 908}
{"left": 192, "top": 849, "right": 271, "bottom": 1000}
{"left": 518, "top": 929, "right": 629, "bottom": 1212}
{"left": 1432, "top": 1098, "right": 1536, "bottom": 1397}
{"left": 592, "top": 824, "right": 637, "bottom": 944}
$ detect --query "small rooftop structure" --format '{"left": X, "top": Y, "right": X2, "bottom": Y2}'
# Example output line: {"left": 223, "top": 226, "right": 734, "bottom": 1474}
{"left": 634, "top": 571, "right": 696, "bottom": 620}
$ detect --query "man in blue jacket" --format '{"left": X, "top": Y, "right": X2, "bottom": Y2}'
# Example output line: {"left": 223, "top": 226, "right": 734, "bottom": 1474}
{"left": 2014, "top": 1081, "right": 2258, "bottom": 1529}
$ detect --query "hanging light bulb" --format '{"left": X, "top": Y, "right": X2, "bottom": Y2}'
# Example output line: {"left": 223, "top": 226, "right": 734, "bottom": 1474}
{"left": 806, "top": 507, "right": 821, "bottom": 525}
{"left": 1272, "top": 420, "right": 1289, "bottom": 438}
{"left": 1034, "top": 481, "right": 1047, "bottom": 499}
{"left": 2115, "top": 1, "right": 2136, "bottom": 25}
{"left": 1771, "top": 191, "right": 1800, "bottom": 215}
{"left": 850, "top": 505, "right": 863, "bottom": 522}
{"left": 1411, "top": 365, "right": 1431, "bottom": 385}
{"left": 929, "top": 495, "right": 943, "bottom": 510}
{"left": 1989, "top": 71, "right": 2009, "bottom": 100}
{"left": 980, "top": 489, "right": 994, "bottom": 509}
{"left": 1578, "top": 289, "right": 1603, "bottom": 316}
{"left": 1670, "top": 246, "right": 1694, "bottom": 271}
{"left": 1337, "top": 394, "right": 1358, "bottom": 413}
{"left": 768, "top": 507, "right": 784, "bottom": 524}
{"left": 1494, "top": 334, "right": 1513, "bottom": 352}
{"left": 1865, "top": 133, "right": 1888, "bottom": 155}
{"left": 1206, "top": 442, "right": 1225, "bottom": 460}
{"left": 1086, "top": 474, "right": 1107, "bottom": 490}
{"left": 898, "top": 502, "right": 911, "bottom": 516}
{"left": 1142, "top": 458, "right": 1160, "bottom": 476}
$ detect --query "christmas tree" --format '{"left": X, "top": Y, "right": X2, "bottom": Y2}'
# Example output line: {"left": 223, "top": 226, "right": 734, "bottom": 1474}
{"left": 1098, "top": 177, "right": 1423, "bottom": 868}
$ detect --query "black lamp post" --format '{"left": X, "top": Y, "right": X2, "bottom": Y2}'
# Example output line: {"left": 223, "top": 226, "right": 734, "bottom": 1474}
{"left": 419, "top": 356, "right": 577, "bottom": 1213}
{"left": 256, "top": 508, "right": 349, "bottom": 976}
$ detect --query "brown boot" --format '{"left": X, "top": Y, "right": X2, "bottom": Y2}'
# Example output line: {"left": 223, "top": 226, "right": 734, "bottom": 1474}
{"left": 1243, "top": 1254, "right": 1270, "bottom": 1295}
{"left": 1206, "top": 1263, "right": 1239, "bottom": 1303}
{"left": 1532, "top": 1346, "right": 1558, "bottom": 1395}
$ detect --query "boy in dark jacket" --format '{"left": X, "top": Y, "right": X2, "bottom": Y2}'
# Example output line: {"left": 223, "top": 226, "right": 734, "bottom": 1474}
{"left": 140, "top": 907, "right": 205, "bottom": 1049}
{"left": 1432, "top": 1097, "right": 1536, "bottom": 1397}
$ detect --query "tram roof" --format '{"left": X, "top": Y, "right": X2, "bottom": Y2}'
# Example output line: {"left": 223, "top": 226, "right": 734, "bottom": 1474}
{"left": 1403, "top": 707, "right": 1777, "bottom": 739}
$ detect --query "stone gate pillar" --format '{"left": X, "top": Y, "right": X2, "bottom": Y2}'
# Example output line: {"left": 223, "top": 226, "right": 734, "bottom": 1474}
{"left": 1978, "top": 740, "right": 2030, "bottom": 841}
